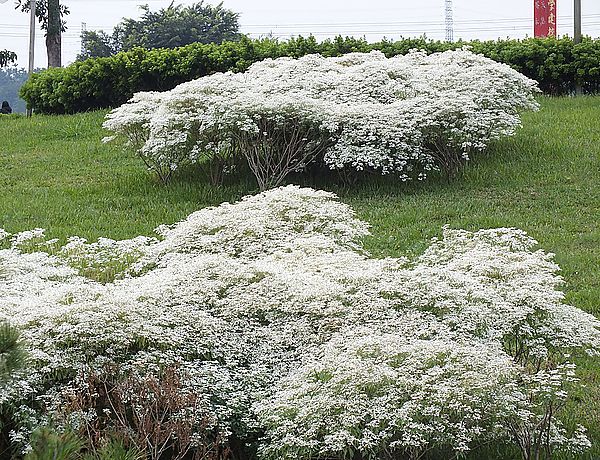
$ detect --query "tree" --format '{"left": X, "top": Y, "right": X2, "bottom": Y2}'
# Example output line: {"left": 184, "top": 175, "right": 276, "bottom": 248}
{"left": 79, "top": 1, "right": 240, "bottom": 60}
{"left": 0, "top": 50, "right": 17, "bottom": 67}
{"left": 79, "top": 30, "right": 120, "bottom": 60}
{"left": 15, "top": 0, "right": 69, "bottom": 67}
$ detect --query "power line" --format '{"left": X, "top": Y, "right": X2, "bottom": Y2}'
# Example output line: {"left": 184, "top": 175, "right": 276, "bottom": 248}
{"left": 4, "top": 14, "right": 600, "bottom": 32}
{"left": 3, "top": 11, "right": 600, "bottom": 43}
{"left": 3, "top": 18, "right": 600, "bottom": 39}
{"left": 4, "top": 22, "right": 600, "bottom": 39}
{"left": 5, "top": 13, "right": 600, "bottom": 30}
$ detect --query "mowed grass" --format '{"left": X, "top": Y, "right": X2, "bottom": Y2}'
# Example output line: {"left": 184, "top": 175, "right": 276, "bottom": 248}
{"left": 0, "top": 97, "right": 599, "bottom": 458}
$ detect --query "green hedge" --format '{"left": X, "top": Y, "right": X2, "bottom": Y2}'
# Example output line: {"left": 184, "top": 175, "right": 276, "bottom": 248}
{"left": 20, "top": 35, "right": 600, "bottom": 114}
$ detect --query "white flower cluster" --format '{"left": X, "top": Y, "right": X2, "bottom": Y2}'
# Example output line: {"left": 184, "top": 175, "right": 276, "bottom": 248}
{"left": 1, "top": 186, "right": 597, "bottom": 459}
{"left": 103, "top": 49, "right": 539, "bottom": 188}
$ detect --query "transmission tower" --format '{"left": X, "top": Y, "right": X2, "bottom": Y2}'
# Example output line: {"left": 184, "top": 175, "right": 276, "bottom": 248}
{"left": 445, "top": 0, "right": 454, "bottom": 42}
{"left": 80, "top": 22, "right": 87, "bottom": 56}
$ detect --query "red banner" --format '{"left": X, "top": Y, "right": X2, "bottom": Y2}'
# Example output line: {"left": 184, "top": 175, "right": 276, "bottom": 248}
{"left": 534, "top": 0, "right": 557, "bottom": 38}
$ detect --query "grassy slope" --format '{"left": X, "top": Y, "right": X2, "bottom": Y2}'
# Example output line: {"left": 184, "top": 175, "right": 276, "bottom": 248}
{"left": 0, "top": 97, "right": 599, "bottom": 458}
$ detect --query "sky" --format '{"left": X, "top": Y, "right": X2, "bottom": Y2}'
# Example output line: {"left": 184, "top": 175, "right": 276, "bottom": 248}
{"left": 1, "top": 0, "right": 600, "bottom": 68}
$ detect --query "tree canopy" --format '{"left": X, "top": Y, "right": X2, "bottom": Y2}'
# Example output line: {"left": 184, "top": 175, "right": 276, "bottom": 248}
{"left": 79, "top": 1, "right": 240, "bottom": 60}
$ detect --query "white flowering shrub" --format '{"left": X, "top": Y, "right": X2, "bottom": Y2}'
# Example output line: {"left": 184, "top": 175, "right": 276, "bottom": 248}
{"left": 104, "top": 49, "right": 540, "bottom": 189}
{"left": 1, "top": 186, "right": 598, "bottom": 460}
{"left": 0, "top": 228, "right": 156, "bottom": 283}
{"left": 257, "top": 327, "right": 520, "bottom": 459}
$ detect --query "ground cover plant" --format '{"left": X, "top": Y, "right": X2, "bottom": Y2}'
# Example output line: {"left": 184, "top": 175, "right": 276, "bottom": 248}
{"left": 103, "top": 49, "right": 539, "bottom": 189}
{"left": 0, "top": 98, "right": 599, "bottom": 458}
{"left": 1, "top": 186, "right": 599, "bottom": 460}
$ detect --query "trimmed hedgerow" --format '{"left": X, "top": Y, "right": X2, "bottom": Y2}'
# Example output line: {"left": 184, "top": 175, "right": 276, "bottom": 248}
{"left": 20, "top": 36, "right": 600, "bottom": 114}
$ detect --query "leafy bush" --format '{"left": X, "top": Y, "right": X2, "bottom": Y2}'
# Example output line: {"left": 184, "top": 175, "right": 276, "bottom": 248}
{"left": 1, "top": 186, "right": 599, "bottom": 459}
{"left": 104, "top": 49, "right": 539, "bottom": 189}
{"left": 19, "top": 36, "right": 600, "bottom": 114}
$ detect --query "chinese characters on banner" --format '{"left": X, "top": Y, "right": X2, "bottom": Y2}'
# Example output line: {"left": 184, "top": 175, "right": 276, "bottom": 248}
{"left": 534, "top": 0, "right": 557, "bottom": 37}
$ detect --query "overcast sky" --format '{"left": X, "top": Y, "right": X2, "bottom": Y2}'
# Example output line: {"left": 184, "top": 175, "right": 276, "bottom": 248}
{"left": 2, "top": 0, "right": 600, "bottom": 68}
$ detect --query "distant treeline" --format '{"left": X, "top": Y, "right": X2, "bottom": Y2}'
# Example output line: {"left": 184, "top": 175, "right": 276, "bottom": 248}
{"left": 19, "top": 35, "right": 600, "bottom": 114}
{"left": 0, "top": 67, "right": 29, "bottom": 113}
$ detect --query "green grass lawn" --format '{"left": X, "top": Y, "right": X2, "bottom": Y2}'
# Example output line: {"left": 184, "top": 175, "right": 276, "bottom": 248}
{"left": 1, "top": 97, "right": 599, "bottom": 458}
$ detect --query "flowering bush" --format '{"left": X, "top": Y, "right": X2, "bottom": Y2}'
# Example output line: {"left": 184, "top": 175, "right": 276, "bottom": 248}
{"left": 104, "top": 49, "right": 539, "bottom": 189}
{"left": 0, "top": 186, "right": 598, "bottom": 459}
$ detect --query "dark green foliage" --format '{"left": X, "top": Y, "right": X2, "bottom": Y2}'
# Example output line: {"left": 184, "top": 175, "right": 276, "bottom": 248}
{"left": 21, "top": 35, "right": 600, "bottom": 114}
{"left": 0, "top": 323, "right": 28, "bottom": 458}
{"left": 25, "top": 429, "right": 84, "bottom": 460}
{"left": 0, "top": 322, "right": 27, "bottom": 381}
{"left": 118, "top": 1, "right": 240, "bottom": 51}
{"left": 79, "top": 31, "right": 121, "bottom": 60}
{"left": 0, "top": 50, "right": 17, "bottom": 68}
{"left": 86, "top": 440, "right": 145, "bottom": 460}
{"left": 79, "top": 1, "right": 240, "bottom": 60}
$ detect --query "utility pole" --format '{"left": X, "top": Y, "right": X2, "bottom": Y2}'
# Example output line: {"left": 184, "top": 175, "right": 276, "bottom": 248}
{"left": 27, "top": 0, "right": 36, "bottom": 116}
{"left": 445, "top": 0, "right": 454, "bottom": 42}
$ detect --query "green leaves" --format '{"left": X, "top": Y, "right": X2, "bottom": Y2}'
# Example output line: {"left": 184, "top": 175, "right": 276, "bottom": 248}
{"left": 79, "top": 1, "right": 241, "bottom": 60}
{"left": 0, "top": 322, "right": 27, "bottom": 381}
{"left": 25, "top": 429, "right": 84, "bottom": 460}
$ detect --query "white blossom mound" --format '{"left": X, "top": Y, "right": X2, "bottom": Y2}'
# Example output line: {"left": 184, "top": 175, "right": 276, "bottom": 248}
{"left": 1, "top": 186, "right": 598, "bottom": 459}
{"left": 103, "top": 49, "right": 540, "bottom": 188}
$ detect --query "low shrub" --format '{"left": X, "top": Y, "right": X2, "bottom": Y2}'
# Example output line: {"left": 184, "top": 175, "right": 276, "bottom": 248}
{"left": 62, "top": 365, "right": 230, "bottom": 460}
{"left": 104, "top": 49, "right": 539, "bottom": 189}
{"left": 1, "top": 186, "right": 599, "bottom": 459}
